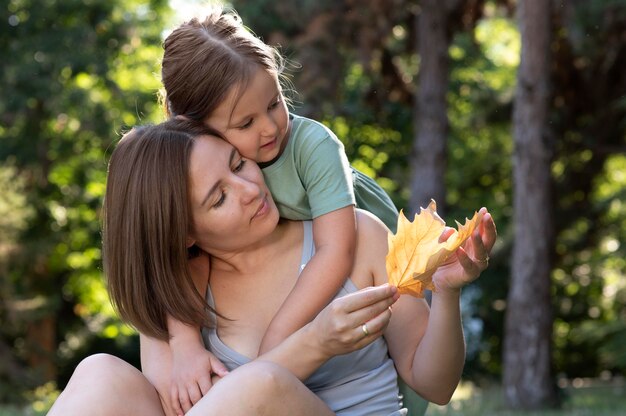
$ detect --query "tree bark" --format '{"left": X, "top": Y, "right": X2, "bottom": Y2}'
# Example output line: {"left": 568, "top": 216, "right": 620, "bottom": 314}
{"left": 503, "top": 0, "right": 558, "bottom": 409}
{"left": 410, "top": 0, "right": 455, "bottom": 215}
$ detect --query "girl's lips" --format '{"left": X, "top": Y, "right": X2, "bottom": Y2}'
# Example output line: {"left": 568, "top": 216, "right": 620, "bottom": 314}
{"left": 261, "top": 138, "right": 277, "bottom": 149}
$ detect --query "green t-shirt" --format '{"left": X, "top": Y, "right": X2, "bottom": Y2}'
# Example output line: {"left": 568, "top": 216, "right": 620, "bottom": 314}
{"left": 262, "top": 114, "right": 399, "bottom": 231}
{"left": 262, "top": 114, "right": 355, "bottom": 220}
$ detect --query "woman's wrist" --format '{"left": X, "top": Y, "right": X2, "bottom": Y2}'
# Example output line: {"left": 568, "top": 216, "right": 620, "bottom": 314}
{"left": 431, "top": 286, "right": 462, "bottom": 303}
{"left": 259, "top": 323, "right": 329, "bottom": 381}
{"left": 300, "top": 323, "right": 334, "bottom": 364}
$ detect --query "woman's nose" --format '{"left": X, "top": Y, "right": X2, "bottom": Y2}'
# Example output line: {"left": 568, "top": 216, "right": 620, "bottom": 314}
{"left": 235, "top": 175, "right": 260, "bottom": 205}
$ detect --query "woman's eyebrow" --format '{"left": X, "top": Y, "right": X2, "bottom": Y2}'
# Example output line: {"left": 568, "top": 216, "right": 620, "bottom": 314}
{"left": 200, "top": 148, "right": 237, "bottom": 207}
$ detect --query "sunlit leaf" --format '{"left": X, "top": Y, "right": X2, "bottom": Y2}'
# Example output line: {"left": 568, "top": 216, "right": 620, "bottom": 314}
{"left": 386, "top": 200, "right": 483, "bottom": 297}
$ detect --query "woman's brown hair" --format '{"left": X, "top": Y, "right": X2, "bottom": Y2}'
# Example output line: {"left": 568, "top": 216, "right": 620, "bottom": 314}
{"left": 103, "top": 119, "right": 219, "bottom": 340}
{"left": 161, "top": 7, "right": 285, "bottom": 122}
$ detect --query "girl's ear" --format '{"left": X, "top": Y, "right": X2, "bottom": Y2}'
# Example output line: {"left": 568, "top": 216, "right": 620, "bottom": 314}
{"left": 186, "top": 236, "right": 196, "bottom": 248}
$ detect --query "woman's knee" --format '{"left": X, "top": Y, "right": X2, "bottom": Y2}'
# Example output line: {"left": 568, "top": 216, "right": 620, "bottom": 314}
{"left": 50, "top": 354, "right": 163, "bottom": 416}
{"left": 194, "top": 361, "right": 331, "bottom": 416}
{"left": 234, "top": 361, "right": 298, "bottom": 393}
{"left": 70, "top": 353, "right": 141, "bottom": 386}
{"left": 188, "top": 362, "right": 305, "bottom": 416}
{"left": 73, "top": 353, "right": 127, "bottom": 377}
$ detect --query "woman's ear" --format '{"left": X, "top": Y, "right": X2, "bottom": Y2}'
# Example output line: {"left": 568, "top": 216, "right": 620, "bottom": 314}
{"left": 186, "top": 237, "right": 200, "bottom": 258}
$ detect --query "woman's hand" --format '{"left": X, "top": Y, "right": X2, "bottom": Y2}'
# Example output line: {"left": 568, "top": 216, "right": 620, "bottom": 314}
{"left": 433, "top": 208, "right": 497, "bottom": 293}
{"left": 307, "top": 284, "right": 400, "bottom": 358}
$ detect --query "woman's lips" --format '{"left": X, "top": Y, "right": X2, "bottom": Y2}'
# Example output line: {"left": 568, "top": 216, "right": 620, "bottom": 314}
{"left": 252, "top": 197, "right": 269, "bottom": 221}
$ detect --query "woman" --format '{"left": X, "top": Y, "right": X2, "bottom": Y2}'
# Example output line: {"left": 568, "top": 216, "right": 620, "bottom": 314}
{"left": 49, "top": 119, "right": 496, "bottom": 415}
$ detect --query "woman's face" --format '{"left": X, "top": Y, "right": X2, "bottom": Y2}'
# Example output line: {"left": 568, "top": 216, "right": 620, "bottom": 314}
{"left": 187, "top": 135, "right": 279, "bottom": 254}
{"left": 204, "top": 67, "right": 290, "bottom": 164}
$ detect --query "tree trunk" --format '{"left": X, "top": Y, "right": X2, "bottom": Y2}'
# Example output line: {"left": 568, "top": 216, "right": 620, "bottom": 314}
{"left": 26, "top": 316, "right": 57, "bottom": 381}
{"left": 410, "top": 0, "right": 453, "bottom": 215}
{"left": 503, "top": 0, "right": 558, "bottom": 409}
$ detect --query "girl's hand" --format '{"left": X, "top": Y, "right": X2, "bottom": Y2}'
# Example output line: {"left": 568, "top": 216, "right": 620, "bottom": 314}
{"left": 433, "top": 208, "right": 497, "bottom": 293}
{"left": 308, "top": 284, "right": 400, "bottom": 358}
{"left": 170, "top": 344, "right": 229, "bottom": 415}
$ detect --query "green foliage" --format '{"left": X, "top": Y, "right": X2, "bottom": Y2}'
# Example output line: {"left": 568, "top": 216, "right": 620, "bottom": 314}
{"left": 233, "top": 0, "right": 626, "bottom": 384}
{"left": 1, "top": 0, "right": 624, "bottom": 406}
{"left": 0, "top": 0, "right": 170, "bottom": 403}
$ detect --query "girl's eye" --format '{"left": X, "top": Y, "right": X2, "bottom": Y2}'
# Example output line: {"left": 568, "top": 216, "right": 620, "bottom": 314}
{"left": 269, "top": 96, "right": 281, "bottom": 110}
{"left": 233, "top": 159, "right": 246, "bottom": 172}
{"left": 238, "top": 119, "right": 253, "bottom": 130}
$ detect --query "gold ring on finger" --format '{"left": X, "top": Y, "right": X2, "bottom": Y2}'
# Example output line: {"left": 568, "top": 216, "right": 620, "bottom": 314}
{"left": 476, "top": 256, "right": 489, "bottom": 263}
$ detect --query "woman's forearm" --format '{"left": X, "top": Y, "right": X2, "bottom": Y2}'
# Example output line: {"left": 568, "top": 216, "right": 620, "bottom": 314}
{"left": 257, "top": 324, "right": 330, "bottom": 381}
{"left": 260, "top": 284, "right": 398, "bottom": 381}
{"left": 409, "top": 290, "right": 465, "bottom": 404}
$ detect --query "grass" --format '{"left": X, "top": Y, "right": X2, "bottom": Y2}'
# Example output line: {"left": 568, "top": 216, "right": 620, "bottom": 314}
{"left": 2, "top": 377, "right": 624, "bottom": 415}
{"left": 426, "top": 378, "right": 626, "bottom": 416}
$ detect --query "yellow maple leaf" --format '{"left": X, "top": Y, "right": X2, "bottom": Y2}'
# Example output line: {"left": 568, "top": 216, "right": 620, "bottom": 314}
{"left": 386, "top": 200, "right": 484, "bottom": 297}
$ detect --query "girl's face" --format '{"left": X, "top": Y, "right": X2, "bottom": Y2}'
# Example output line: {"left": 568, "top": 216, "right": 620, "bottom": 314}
{"left": 204, "top": 67, "right": 290, "bottom": 164}
{"left": 186, "top": 135, "right": 279, "bottom": 254}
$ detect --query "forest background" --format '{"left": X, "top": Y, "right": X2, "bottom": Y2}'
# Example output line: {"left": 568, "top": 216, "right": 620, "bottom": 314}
{"left": 1, "top": 0, "right": 625, "bottom": 414}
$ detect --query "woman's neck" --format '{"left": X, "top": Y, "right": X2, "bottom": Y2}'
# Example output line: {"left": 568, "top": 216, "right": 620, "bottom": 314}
{"left": 208, "top": 219, "right": 299, "bottom": 275}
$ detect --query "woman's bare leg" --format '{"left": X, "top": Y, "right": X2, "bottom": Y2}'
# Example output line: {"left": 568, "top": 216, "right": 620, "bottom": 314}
{"left": 49, "top": 355, "right": 332, "bottom": 416}
{"left": 47, "top": 353, "right": 165, "bottom": 416}
{"left": 188, "top": 361, "right": 334, "bottom": 416}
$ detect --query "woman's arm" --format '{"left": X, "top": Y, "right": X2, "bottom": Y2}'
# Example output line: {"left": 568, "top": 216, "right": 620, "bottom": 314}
{"left": 259, "top": 283, "right": 397, "bottom": 379}
{"left": 356, "top": 209, "right": 497, "bottom": 404}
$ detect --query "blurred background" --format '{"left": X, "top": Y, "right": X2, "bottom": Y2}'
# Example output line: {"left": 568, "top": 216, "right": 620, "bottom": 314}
{"left": 1, "top": 0, "right": 625, "bottom": 414}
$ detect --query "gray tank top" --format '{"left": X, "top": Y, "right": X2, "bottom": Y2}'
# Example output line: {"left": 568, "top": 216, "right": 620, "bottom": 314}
{"left": 201, "top": 221, "right": 407, "bottom": 415}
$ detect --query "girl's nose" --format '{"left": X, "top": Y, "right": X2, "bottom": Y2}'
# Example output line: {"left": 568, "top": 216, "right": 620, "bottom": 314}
{"left": 261, "top": 114, "right": 279, "bottom": 137}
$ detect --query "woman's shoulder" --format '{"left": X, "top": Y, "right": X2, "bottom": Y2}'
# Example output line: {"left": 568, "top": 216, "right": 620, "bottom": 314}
{"left": 351, "top": 210, "right": 390, "bottom": 289}
{"left": 356, "top": 209, "right": 391, "bottom": 243}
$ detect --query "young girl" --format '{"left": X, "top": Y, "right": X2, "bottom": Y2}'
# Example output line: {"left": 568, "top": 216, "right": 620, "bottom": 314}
{"left": 160, "top": 8, "right": 402, "bottom": 414}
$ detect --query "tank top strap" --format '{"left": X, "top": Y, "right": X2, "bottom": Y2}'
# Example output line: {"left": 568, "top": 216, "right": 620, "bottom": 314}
{"left": 300, "top": 220, "right": 315, "bottom": 272}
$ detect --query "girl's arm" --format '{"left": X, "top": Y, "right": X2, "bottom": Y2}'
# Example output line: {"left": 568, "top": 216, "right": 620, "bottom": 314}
{"left": 141, "top": 284, "right": 398, "bottom": 411}
{"left": 140, "top": 333, "right": 176, "bottom": 416}
{"left": 359, "top": 208, "right": 496, "bottom": 404}
{"left": 166, "top": 254, "right": 229, "bottom": 415}
{"left": 258, "top": 205, "right": 356, "bottom": 353}
{"left": 167, "top": 317, "right": 229, "bottom": 415}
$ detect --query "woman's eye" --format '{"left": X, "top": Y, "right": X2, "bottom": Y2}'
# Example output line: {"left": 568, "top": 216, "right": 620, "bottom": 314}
{"left": 213, "top": 192, "right": 226, "bottom": 208}
{"left": 233, "top": 159, "right": 246, "bottom": 172}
